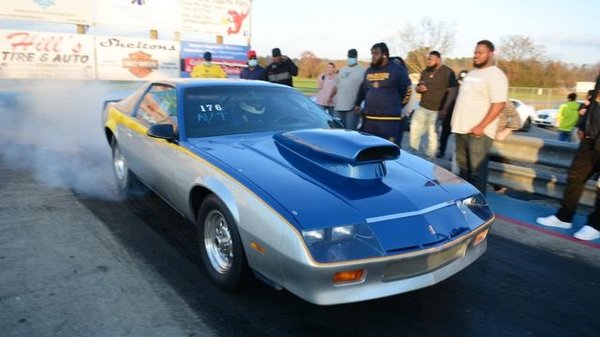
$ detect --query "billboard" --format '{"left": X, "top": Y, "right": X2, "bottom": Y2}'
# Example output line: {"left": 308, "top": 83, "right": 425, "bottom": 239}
{"left": 180, "top": 41, "right": 248, "bottom": 78}
{"left": 95, "top": 36, "right": 180, "bottom": 81}
{"left": 96, "top": 0, "right": 182, "bottom": 31}
{"left": 0, "top": 30, "right": 96, "bottom": 80}
{"left": 0, "top": 1, "right": 253, "bottom": 44}
{"left": 181, "top": 0, "right": 251, "bottom": 45}
{"left": 0, "top": 0, "right": 93, "bottom": 25}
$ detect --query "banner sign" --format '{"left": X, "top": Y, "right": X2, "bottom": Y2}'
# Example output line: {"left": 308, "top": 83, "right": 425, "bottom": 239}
{"left": 0, "top": 0, "right": 93, "bottom": 25}
{"left": 181, "top": 0, "right": 251, "bottom": 45}
{"left": 96, "top": 0, "right": 182, "bottom": 31}
{"left": 0, "top": 30, "right": 96, "bottom": 80}
{"left": 95, "top": 36, "right": 180, "bottom": 81}
{"left": 180, "top": 41, "right": 248, "bottom": 78}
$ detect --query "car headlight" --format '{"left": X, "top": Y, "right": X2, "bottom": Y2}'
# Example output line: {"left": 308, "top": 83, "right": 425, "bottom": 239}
{"left": 302, "top": 229, "right": 325, "bottom": 246}
{"left": 331, "top": 225, "right": 355, "bottom": 241}
{"left": 302, "top": 225, "right": 356, "bottom": 246}
{"left": 458, "top": 194, "right": 493, "bottom": 222}
{"left": 302, "top": 224, "right": 384, "bottom": 263}
{"left": 461, "top": 194, "right": 487, "bottom": 207}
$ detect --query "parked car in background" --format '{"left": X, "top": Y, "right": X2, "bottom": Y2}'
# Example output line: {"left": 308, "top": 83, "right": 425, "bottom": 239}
{"left": 534, "top": 101, "right": 584, "bottom": 129}
{"left": 533, "top": 104, "right": 559, "bottom": 128}
{"left": 510, "top": 99, "right": 536, "bottom": 131}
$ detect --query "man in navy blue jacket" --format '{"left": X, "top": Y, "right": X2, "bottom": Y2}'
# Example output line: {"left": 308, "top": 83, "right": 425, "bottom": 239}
{"left": 355, "top": 42, "right": 411, "bottom": 143}
{"left": 240, "top": 50, "right": 265, "bottom": 80}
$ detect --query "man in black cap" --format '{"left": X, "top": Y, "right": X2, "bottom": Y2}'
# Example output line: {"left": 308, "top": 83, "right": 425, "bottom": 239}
{"left": 263, "top": 47, "right": 298, "bottom": 86}
{"left": 329, "top": 48, "right": 365, "bottom": 130}
{"left": 191, "top": 51, "right": 227, "bottom": 78}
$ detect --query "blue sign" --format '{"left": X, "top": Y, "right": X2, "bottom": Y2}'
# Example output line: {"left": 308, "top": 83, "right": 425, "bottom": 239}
{"left": 180, "top": 41, "right": 249, "bottom": 78}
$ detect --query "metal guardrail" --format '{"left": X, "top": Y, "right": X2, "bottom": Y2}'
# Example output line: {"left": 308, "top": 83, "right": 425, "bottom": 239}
{"left": 488, "top": 135, "right": 597, "bottom": 206}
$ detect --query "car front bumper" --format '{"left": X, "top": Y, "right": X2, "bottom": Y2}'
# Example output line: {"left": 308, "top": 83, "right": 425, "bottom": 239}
{"left": 533, "top": 119, "right": 555, "bottom": 126}
{"left": 280, "top": 222, "right": 491, "bottom": 305}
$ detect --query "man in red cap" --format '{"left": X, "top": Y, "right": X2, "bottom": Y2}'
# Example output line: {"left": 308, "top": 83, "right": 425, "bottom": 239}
{"left": 240, "top": 50, "right": 266, "bottom": 80}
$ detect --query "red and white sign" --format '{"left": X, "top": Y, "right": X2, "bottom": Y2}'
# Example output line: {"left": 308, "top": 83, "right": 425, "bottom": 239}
{"left": 0, "top": 30, "right": 96, "bottom": 80}
{"left": 181, "top": 0, "right": 252, "bottom": 45}
{"left": 95, "top": 36, "right": 180, "bottom": 81}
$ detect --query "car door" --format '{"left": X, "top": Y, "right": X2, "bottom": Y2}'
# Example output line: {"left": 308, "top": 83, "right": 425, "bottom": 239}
{"left": 131, "top": 84, "right": 180, "bottom": 199}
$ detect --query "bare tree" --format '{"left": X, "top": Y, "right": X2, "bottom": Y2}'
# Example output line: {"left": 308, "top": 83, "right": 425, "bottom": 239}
{"left": 387, "top": 17, "right": 456, "bottom": 74}
{"left": 498, "top": 35, "right": 545, "bottom": 62}
{"left": 297, "top": 51, "right": 322, "bottom": 79}
{"left": 497, "top": 35, "right": 547, "bottom": 86}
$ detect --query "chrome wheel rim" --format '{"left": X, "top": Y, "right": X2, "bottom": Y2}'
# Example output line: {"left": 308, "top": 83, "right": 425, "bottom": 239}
{"left": 204, "top": 210, "right": 233, "bottom": 274}
{"left": 113, "top": 145, "right": 127, "bottom": 183}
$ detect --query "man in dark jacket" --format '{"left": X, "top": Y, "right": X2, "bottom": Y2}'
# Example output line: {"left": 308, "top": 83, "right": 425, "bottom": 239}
{"left": 537, "top": 73, "right": 600, "bottom": 241}
{"left": 263, "top": 48, "right": 299, "bottom": 87}
{"left": 354, "top": 42, "right": 411, "bottom": 143}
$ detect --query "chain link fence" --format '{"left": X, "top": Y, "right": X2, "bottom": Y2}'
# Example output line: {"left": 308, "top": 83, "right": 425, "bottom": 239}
{"left": 507, "top": 87, "right": 573, "bottom": 109}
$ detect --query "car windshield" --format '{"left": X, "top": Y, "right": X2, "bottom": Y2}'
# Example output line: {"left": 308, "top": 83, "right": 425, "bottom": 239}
{"left": 183, "top": 86, "right": 333, "bottom": 138}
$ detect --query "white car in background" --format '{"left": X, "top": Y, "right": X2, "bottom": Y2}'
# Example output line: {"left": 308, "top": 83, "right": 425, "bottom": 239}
{"left": 533, "top": 104, "right": 559, "bottom": 128}
{"left": 510, "top": 99, "right": 536, "bottom": 131}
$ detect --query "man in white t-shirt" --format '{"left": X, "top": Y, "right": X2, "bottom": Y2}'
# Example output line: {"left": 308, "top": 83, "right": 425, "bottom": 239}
{"left": 451, "top": 40, "right": 508, "bottom": 194}
{"left": 330, "top": 49, "right": 365, "bottom": 130}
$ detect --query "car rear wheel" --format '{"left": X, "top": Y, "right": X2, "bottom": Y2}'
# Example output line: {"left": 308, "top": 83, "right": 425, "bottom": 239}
{"left": 197, "top": 195, "right": 249, "bottom": 290}
{"left": 111, "top": 139, "right": 140, "bottom": 196}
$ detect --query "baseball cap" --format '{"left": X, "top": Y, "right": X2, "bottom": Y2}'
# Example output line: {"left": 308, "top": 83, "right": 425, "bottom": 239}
{"left": 347, "top": 49, "right": 357, "bottom": 58}
{"left": 272, "top": 48, "right": 282, "bottom": 57}
{"left": 247, "top": 50, "right": 257, "bottom": 59}
{"left": 203, "top": 51, "right": 212, "bottom": 61}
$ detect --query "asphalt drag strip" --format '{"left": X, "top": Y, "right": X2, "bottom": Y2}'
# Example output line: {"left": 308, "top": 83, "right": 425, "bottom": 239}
{"left": 1, "top": 155, "right": 599, "bottom": 337}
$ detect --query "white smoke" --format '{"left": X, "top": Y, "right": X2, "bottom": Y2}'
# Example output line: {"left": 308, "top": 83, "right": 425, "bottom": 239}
{"left": 0, "top": 79, "right": 138, "bottom": 200}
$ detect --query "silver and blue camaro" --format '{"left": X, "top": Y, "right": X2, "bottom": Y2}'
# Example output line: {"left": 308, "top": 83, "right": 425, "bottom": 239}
{"left": 102, "top": 79, "right": 493, "bottom": 305}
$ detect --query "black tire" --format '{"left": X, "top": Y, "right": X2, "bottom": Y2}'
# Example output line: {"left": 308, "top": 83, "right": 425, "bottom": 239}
{"left": 111, "top": 138, "right": 141, "bottom": 196}
{"left": 520, "top": 117, "right": 532, "bottom": 131}
{"left": 197, "top": 195, "right": 249, "bottom": 290}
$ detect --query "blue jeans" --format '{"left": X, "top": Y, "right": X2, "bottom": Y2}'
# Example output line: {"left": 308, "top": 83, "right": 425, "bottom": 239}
{"left": 409, "top": 106, "right": 438, "bottom": 158}
{"left": 558, "top": 131, "right": 572, "bottom": 142}
{"left": 333, "top": 110, "right": 360, "bottom": 130}
{"left": 454, "top": 133, "right": 494, "bottom": 194}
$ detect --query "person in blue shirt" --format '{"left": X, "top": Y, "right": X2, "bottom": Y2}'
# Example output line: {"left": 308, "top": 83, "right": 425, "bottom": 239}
{"left": 240, "top": 50, "right": 266, "bottom": 80}
{"left": 354, "top": 42, "right": 411, "bottom": 143}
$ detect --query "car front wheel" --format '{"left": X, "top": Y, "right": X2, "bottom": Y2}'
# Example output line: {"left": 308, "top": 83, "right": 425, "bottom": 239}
{"left": 520, "top": 117, "right": 532, "bottom": 131}
{"left": 197, "top": 195, "right": 249, "bottom": 290}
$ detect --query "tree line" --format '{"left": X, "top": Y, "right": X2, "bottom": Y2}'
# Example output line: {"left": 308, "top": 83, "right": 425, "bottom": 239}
{"left": 257, "top": 18, "right": 599, "bottom": 88}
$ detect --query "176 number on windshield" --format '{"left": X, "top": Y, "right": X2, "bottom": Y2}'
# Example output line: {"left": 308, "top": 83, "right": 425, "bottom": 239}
{"left": 198, "top": 104, "right": 223, "bottom": 112}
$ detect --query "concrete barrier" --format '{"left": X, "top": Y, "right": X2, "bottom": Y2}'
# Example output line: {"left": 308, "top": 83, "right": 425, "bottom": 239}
{"left": 488, "top": 135, "right": 597, "bottom": 206}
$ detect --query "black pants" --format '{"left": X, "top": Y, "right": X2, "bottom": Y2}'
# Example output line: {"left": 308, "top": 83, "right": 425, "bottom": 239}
{"left": 361, "top": 117, "right": 402, "bottom": 144}
{"left": 454, "top": 133, "right": 494, "bottom": 195}
{"left": 556, "top": 139, "right": 600, "bottom": 230}
{"left": 438, "top": 111, "right": 453, "bottom": 155}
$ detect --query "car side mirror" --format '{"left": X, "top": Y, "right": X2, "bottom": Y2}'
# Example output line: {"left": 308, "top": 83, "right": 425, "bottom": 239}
{"left": 147, "top": 124, "right": 176, "bottom": 142}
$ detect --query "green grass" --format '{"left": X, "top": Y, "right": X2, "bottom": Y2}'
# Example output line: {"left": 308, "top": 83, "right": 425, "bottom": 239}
{"left": 294, "top": 78, "right": 318, "bottom": 95}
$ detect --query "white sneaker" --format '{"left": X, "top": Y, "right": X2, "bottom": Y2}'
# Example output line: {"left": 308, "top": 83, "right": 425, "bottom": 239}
{"left": 536, "top": 215, "right": 572, "bottom": 229}
{"left": 573, "top": 225, "right": 600, "bottom": 241}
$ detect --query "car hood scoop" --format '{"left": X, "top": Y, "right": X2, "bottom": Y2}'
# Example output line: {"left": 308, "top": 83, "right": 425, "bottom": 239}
{"left": 273, "top": 129, "right": 400, "bottom": 180}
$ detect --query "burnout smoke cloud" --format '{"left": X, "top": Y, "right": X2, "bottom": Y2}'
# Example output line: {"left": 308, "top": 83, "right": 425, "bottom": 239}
{"left": 0, "top": 79, "right": 136, "bottom": 200}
